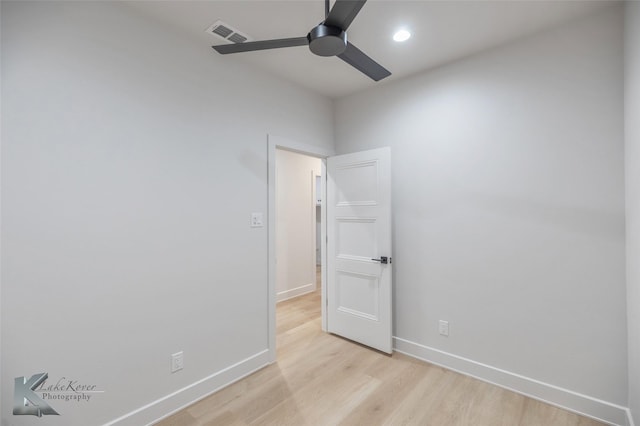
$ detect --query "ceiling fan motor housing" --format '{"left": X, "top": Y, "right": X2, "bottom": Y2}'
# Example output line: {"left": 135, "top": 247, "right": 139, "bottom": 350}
{"left": 308, "top": 24, "right": 347, "bottom": 57}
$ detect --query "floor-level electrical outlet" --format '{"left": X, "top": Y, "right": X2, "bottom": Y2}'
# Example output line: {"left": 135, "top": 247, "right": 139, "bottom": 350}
{"left": 439, "top": 320, "right": 450, "bottom": 337}
{"left": 171, "top": 351, "right": 184, "bottom": 373}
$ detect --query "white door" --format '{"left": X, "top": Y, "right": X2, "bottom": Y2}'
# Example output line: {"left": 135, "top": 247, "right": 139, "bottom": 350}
{"left": 327, "top": 147, "right": 392, "bottom": 353}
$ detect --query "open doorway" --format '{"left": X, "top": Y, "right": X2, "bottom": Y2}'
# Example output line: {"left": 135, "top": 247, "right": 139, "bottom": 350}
{"left": 274, "top": 149, "right": 323, "bottom": 359}
{"left": 268, "top": 137, "right": 393, "bottom": 358}
{"left": 267, "top": 135, "right": 332, "bottom": 362}
{"left": 274, "top": 149, "right": 322, "bottom": 303}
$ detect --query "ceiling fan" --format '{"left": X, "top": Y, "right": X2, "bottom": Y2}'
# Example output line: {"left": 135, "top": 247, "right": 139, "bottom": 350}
{"left": 212, "top": 0, "right": 391, "bottom": 82}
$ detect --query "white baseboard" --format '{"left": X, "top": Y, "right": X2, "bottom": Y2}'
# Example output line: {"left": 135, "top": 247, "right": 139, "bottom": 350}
{"left": 104, "top": 349, "right": 271, "bottom": 426}
{"left": 627, "top": 408, "right": 636, "bottom": 426}
{"left": 276, "top": 282, "right": 315, "bottom": 303}
{"left": 393, "top": 337, "right": 628, "bottom": 426}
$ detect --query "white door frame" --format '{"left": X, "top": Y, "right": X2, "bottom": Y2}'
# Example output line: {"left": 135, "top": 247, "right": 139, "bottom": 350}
{"left": 267, "top": 134, "right": 335, "bottom": 362}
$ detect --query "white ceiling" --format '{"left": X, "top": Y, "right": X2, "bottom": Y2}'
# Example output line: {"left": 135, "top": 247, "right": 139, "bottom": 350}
{"left": 125, "top": 0, "right": 615, "bottom": 99}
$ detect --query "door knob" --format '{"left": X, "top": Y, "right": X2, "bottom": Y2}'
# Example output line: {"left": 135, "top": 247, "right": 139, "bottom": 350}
{"left": 371, "top": 256, "right": 389, "bottom": 264}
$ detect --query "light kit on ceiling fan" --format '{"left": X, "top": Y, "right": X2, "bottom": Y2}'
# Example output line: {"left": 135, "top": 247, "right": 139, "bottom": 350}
{"left": 211, "top": 0, "right": 391, "bottom": 82}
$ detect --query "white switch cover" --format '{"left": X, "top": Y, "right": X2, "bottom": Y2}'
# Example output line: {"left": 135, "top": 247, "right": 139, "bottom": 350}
{"left": 251, "top": 212, "right": 263, "bottom": 228}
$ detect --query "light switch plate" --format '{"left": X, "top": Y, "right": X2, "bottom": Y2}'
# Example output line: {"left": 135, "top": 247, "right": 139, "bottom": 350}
{"left": 251, "top": 212, "right": 263, "bottom": 228}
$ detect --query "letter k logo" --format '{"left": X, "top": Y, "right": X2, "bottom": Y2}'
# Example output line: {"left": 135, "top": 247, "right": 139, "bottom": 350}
{"left": 13, "top": 373, "right": 60, "bottom": 416}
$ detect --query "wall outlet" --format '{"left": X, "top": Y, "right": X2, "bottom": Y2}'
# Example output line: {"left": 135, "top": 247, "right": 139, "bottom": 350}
{"left": 439, "top": 320, "right": 449, "bottom": 337}
{"left": 171, "top": 351, "right": 184, "bottom": 373}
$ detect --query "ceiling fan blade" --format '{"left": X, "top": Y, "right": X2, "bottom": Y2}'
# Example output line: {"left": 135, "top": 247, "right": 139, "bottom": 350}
{"left": 212, "top": 37, "right": 308, "bottom": 54}
{"left": 324, "top": 0, "right": 367, "bottom": 31}
{"left": 337, "top": 42, "right": 391, "bottom": 81}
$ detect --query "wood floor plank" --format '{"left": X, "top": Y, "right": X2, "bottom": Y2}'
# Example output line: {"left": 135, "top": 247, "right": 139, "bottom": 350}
{"left": 382, "top": 364, "right": 453, "bottom": 425}
{"left": 199, "top": 409, "right": 248, "bottom": 426}
{"left": 157, "top": 409, "right": 198, "bottom": 426}
{"left": 156, "top": 277, "right": 605, "bottom": 426}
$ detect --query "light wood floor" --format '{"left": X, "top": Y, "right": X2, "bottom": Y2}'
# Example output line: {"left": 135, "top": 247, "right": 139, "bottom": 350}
{"left": 156, "top": 277, "right": 604, "bottom": 426}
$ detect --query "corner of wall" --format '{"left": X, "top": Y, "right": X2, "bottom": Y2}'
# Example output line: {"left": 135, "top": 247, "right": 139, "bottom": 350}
{"left": 627, "top": 407, "right": 636, "bottom": 426}
{"left": 626, "top": 1, "right": 640, "bottom": 425}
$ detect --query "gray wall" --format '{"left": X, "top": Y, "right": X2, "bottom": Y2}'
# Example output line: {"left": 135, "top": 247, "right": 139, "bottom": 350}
{"left": 335, "top": 4, "right": 626, "bottom": 408}
{"left": 1, "top": 1, "right": 634, "bottom": 425}
{"left": 0, "top": 2, "right": 333, "bottom": 425}
{"left": 625, "top": 1, "right": 640, "bottom": 423}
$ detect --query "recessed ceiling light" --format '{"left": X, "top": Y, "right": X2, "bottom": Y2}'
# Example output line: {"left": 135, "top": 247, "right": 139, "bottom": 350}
{"left": 393, "top": 29, "right": 411, "bottom": 42}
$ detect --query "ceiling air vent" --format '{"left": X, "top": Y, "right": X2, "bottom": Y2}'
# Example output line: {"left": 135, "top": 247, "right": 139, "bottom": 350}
{"left": 227, "top": 33, "right": 247, "bottom": 44}
{"left": 205, "top": 20, "right": 252, "bottom": 44}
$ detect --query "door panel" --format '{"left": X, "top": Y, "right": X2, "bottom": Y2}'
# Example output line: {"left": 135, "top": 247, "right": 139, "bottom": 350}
{"left": 327, "top": 147, "right": 392, "bottom": 353}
